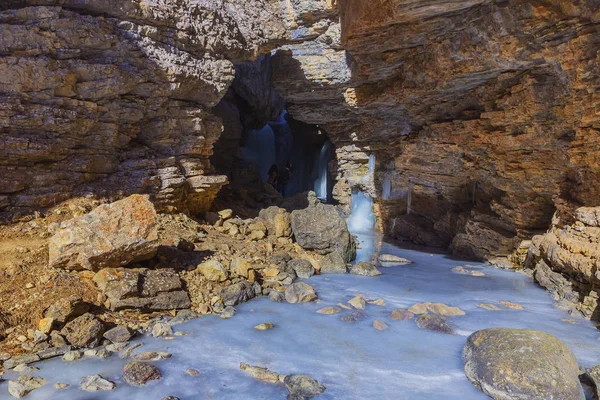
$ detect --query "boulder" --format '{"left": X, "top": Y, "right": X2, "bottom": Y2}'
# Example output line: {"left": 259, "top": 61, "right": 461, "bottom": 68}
{"left": 123, "top": 361, "right": 162, "bottom": 386}
{"left": 284, "top": 374, "right": 326, "bottom": 398}
{"left": 48, "top": 195, "right": 159, "bottom": 271}
{"left": 350, "top": 262, "right": 382, "bottom": 276}
{"left": 415, "top": 314, "right": 454, "bottom": 334}
{"left": 60, "top": 313, "right": 105, "bottom": 348}
{"left": 291, "top": 202, "right": 355, "bottom": 262}
{"left": 287, "top": 259, "right": 315, "bottom": 279}
{"left": 285, "top": 283, "right": 317, "bottom": 303}
{"left": 79, "top": 375, "right": 116, "bottom": 391}
{"left": 220, "top": 281, "right": 256, "bottom": 306}
{"left": 463, "top": 328, "right": 584, "bottom": 400}
{"left": 8, "top": 376, "right": 46, "bottom": 398}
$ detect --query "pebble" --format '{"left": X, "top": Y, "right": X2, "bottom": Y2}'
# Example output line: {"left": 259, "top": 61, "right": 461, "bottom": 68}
{"left": 478, "top": 303, "right": 502, "bottom": 311}
{"left": 369, "top": 298, "right": 386, "bottom": 306}
{"left": 55, "top": 383, "right": 69, "bottom": 390}
{"left": 373, "top": 320, "right": 389, "bottom": 330}
{"left": 254, "top": 322, "right": 274, "bottom": 331}
{"left": 389, "top": 309, "right": 415, "bottom": 321}
{"left": 186, "top": 369, "right": 200, "bottom": 376}
{"left": 63, "top": 351, "right": 82, "bottom": 361}
{"left": 348, "top": 295, "right": 366, "bottom": 310}
{"left": 500, "top": 301, "right": 524, "bottom": 310}
{"left": 316, "top": 306, "right": 341, "bottom": 315}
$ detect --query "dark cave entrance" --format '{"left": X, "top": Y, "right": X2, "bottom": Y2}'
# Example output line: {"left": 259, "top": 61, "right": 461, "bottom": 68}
{"left": 210, "top": 55, "right": 336, "bottom": 210}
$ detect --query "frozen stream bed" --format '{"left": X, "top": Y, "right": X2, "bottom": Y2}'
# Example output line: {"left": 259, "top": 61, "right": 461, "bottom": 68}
{"left": 2, "top": 233, "right": 600, "bottom": 399}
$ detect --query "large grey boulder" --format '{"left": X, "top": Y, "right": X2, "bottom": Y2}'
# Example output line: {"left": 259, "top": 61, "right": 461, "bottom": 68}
{"left": 287, "top": 259, "right": 315, "bottom": 279}
{"left": 463, "top": 328, "right": 584, "bottom": 400}
{"left": 350, "top": 261, "right": 381, "bottom": 276}
{"left": 48, "top": 195, "right": 159, "bottom": 271}
{"left": 220, "top": 281, "right": 256, "bottom": 306}
{"left": 291, "top": 202, "right": 355, "bottom": 262}
{"left": 284, "top": 374, "right": 326, "bottom": 398}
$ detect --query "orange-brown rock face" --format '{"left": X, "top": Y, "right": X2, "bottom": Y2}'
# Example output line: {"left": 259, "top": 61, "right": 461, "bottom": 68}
{"left": 0, "top": 1, "right": 289, "bottom": 221}
{"left": 271, "top": 0, "right": 600, "bottom": 259}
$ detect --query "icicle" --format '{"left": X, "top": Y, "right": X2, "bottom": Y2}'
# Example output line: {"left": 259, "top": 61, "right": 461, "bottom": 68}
{"left": 382, "top": 173, "right": 391, "bottom": 200}
{"left": 347, "top": 189, "right": 376, "bottom": 233}
{"left": 407, "top": 183, "right": 413, "bottom": 215}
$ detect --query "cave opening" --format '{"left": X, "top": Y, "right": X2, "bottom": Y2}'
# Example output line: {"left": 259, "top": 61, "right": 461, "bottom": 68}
{"left": 210, "top": 55, "right": 337, "bottom": 215}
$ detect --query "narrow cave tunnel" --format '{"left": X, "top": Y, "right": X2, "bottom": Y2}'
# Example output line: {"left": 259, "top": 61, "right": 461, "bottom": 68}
{"left": 210, "top": 55, "right": 337, "bottom": 216}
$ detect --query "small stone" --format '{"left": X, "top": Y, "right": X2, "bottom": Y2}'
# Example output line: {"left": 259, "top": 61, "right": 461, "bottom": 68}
{"left": 25, "top": 283, "right": 34, "bottom": 289}
{"left": 348, "top": 295, "right": 366, "bottom": 310}
{"left": 17, "top": 335, "right": 27, "bottom": 343}
{"left": 119, "top": 342, "right": 143, "bottom": 359}
{"left": 133, "top": 351, "right": 172, "bottom": 361}
{"left": 63, "top": 350, "right": 82, "bottom": 361}
{"left": 416, "top": 314, "right": 454, "bottom": 334}
{"left": 350, "top": 262, "right": 382, "bottom": 276}
{"left": 123, "top": 361, "right": 162, "bottom": 386}
{"left": 151, "top": 322, "right": 173, "bottom": 337}
{"left": 218, "top": 209, "right": 233, "bottom": 220}
{"left": 220, "top": 306, "right": 236, "bottom": 319}
{"left": 369, "top": 298, "right": 386, "bottom": 306}
{"left": 55, "top": 383, "right": 69, "bottom": 390}
{"left": 407, "top": 303, "right": 428, "bottom": 314}
{"left": 269, "top": 291, "right": 286, "bottom": 302}
{"left": 38, "top": 318, "right": 54, "bottom": 335}
{"left": 284, "top": 374, "right": 326, "bottom": 398}
{"left": 106, "top": 342, "right": 128, "bottom": 352}
{"left": 341, "top": 315, "right": 357, "bottom": 323}
{"left": 254, "top": 322, "right": 274, "bottom": 331}
{"left": 103, "top": 326, "right": 133, "bottom": 343}
{"left": 8, "top": 376, "right": 46, "bottom": 398}
{"left": 96, "top": 349, "right": 112, "bottom": 359}
{"left": 316, "top": 306, "right": 341, "bottom": 315}
{"left": 389, "top": 309, "right": 415, "bottom": 321}
{"left": 186, "top": 369, "right": 200, "bottom": 376}
{"left": 79, "top": 375, "right": 116, "bottom": 391}
{"left": 426, "top": 303, "right": 465, "bottom": 316}
{"left": 373, "top": 320, "right": 389, "bottom": 330}
{"left": 240, "top": 362, "right": 283, "bottom": 384}
{"left": 175, "top": 331, "right": 186, "bottom": 336}
{"left": 378, "top": 254, "right": 413, "bottom": 265}
{"left": 500, "top": 301, "right": 524, "bottom": 310}
{"left": 13, "top": 364, "right": 39, "bottom": 374}
{"left": 197, "top": 260, "right": 228, "bottom": 282}
{"left": 285, "top": 282, "right": 317, "bottom": 303}
{"left": 478, "top": 303, "right": 502, "bottom": 311}
{"left": 84, "top": 349, "right": 98, "bottom": 357}
{"left": 337, "top": 302, "right": 352, "bottom": 310}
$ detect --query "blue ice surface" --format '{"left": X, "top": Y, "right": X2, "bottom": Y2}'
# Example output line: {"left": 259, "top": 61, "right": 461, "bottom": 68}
{"left": 2, "top": 233, "right": 599, "bottom": 400}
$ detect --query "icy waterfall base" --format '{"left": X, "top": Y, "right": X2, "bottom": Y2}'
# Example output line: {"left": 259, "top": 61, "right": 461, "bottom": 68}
{"left": 3, "top": 234, "right": 600, "bottom": 400}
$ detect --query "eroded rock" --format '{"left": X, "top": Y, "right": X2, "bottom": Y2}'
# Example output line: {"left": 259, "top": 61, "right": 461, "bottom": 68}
{"left": 285, "top": 283, "right": 317, "bottom": 303}
{"left": 123, "top": 361, "right": 162, "bottom": 386}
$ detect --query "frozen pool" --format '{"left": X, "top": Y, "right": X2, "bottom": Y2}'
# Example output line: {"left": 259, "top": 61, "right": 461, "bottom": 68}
{"left": 2, "top": 233, "right": 599, "bottom": 399}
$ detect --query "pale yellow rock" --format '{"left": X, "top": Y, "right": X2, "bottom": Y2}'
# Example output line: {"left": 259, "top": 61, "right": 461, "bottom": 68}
{"left": 38, "top": 317, "right": 54, "bottom": 334}
{"left": 369, "top": 298, "right": 386, "bottom": 306}
{"left": 316, "top": 306, "right": 341, "bottom": 315}
{"left": 55, "top": 383, "right": 69, "bottom": 390}
{"left": 254, "top": 322, "right": 274, "bottom": 331}
{"left": 427, "top": 302, "right": 465, "bottom": 316}
{"left": 348, "top": 295, "right": 366, "bottom": 310}
{"left": 407, "top": 303, "right": 428, "bottom": 314}
{"left": 232, "top": 258, "right": 253, "bottom": 278}
{"left": 500, "top": 301, "right": 524, "bottom": 310}
{"left": 197, "top": 260, "right": 228, "bottom": 282}
{"left": 218, "top": 209, "right": 233, "bottom": 220}
{"left": 264, "top": 268, "right": 280, "bottom": 278}
{"left": 478, "top": 303, "right": 502, "bottom": 311}
{"left": 338, "top": 302, "right": 352, "bottom": 310}
{"left": 373, "top": 320, "right": 389, "bottom": 330}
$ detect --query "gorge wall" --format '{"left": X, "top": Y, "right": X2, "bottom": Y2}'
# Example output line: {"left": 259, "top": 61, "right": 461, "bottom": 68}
{"left": 1, "top": 1, "right": 599, "bottom": 268}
